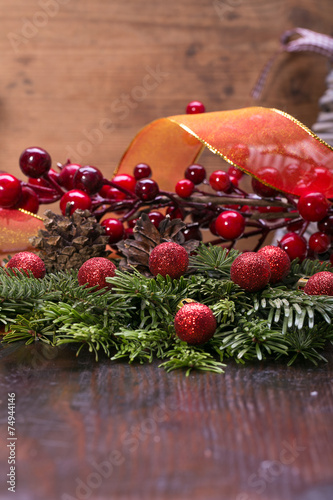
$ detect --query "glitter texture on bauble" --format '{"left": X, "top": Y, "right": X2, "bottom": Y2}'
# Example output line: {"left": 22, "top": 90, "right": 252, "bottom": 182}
{"left": 230, "top": 252, "right": 271, "bottom": 292}
{"left": 149, "top": 242, "right": 189, "bottom": 279}
{"left": 7, "top": 251, "right": 46, "bottom": 278}
{"left": 258, "top": 245, "right": 290, "bottom": 284}
{"left": 78, "top": 257, "right": 116, "bottom": 290}
{"left": 304, "top": 271, "right": 333, "bottom": 296}
{"left": 174, "top": 302, "right": 217, "bottom": 345}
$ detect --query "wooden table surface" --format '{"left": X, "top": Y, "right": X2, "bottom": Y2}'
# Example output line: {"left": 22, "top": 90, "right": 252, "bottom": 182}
{"left": 0, "top": 341, "right": 333, "bottom": 500}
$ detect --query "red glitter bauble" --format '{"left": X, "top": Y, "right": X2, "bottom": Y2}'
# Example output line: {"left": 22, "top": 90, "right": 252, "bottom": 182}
{"left": 7, "top": 251, "right": 46, "bottom": 278}
{"left": 149, "top": 242, "right": 189, "bottom": 279}
{"left": 257, "top": 245, "right": 291, "bottom": 284}
{"left": 174, "top": 302, "right": 217, "bottom": 345}
{"left": 304, "top": 271, "right": 333, "bottom": 296}
{"left": 78, "top": 257, "right": 116, "bottom": 290}
{"left": 230, "top": 252, "right": 271, "bottom": 292}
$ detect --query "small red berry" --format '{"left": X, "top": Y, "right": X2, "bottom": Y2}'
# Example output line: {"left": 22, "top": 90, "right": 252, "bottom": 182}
{"left": 149, "top": 242, "right": 189, "bottom": 279}
{"left": 215, "top": 211, "right": 245, "bottom": 240}
{"left": 279, "top": 232, "right": 307, "bottom": 261}
{"left": 0, "top": 173, "right": 22, "bottom": 208}
{"left": 297, "top": 192, "right": 330, "bottom": 222}
{"left": 228, "top": 166, "right": 243, "bottom": 180}
{"left": 73, "top": 166, "right": 104, "bottom": 195}
{"left": 175, "top": 179, "right": 194, "bottom": 198}
{"left": 183, "top": 225, "right": 202, "bottom": 241}
{"left": 112, "top": 174, "right": 136, "bottom": 193}
{"left": 251, "top": 178, "right": 278, "bottom": 198}
{"left": 60, "top": 190, "right": 92, "bottom": 215}
{"left": 184, "top": 164, "right": 206, "bottom": 185}
{"left": 99, "top": 185, "right": 126, "bottom": 201}
{"left": 19, "top": 147, "right": 52, "bottom": 178}
{"left": 209, "top": 170, "right": 231, "bottom": 192}
{"left": 318, "top": 215, "right": 333, "bottom": 235}
{"left": 148, "top": 211, "right": 165, "bottom": 228}
{"left": 7, "top": 251, "right": 46, "bottom": 279}
{"left": 58, "top": 164, "right": 81, "bottom": 190}
{"left": 133, "top": 163, "right": 152, "bottom": 180}
{"left": 16, "top": 186, "right": 39, "bottom": 214}
{"left": 174, "top": 302, "right": 216, "bottom": 345}
{"left": 78, "top": 257, "right": 116, "bottom": 290}
{"left": 135, "top": 179, "right": 159, "bottom": 201}
{"left": 166, "top": 206, "right": 184, "bottom": 220}
{"left": 308, "top": 232, "right": 331, "bottom": 254}
{"left": 186, "top": 101, "right": 205, "bottom": 114}
{"left": 251, "top": 167, "right": 281, "bottom": 197}
{"left": 100, "top": 218, "right": 124, "bottom": 244}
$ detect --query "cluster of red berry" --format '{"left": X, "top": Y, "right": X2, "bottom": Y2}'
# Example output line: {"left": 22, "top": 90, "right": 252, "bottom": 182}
{"left": 0, "top": 100, "right": 332, "bottom": 263}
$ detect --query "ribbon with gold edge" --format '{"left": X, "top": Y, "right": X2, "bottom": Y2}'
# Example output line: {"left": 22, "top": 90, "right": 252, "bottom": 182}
{"left": 116, "top": 106, "right": 333, "bottom": 198}
{"left": 1, "top": 106, "right": 333, "bottom": 255}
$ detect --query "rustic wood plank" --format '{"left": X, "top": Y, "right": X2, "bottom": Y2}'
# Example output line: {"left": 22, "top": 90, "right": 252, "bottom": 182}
{"left": 1, "top": 342, "right": 333, "bottom": 500}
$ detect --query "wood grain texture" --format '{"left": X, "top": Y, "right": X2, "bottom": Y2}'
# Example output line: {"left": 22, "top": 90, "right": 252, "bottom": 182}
{"left": 0, "top": 342, "right": 333, "bottom": 500}
{"left": 0, "top": 0, "right": 332, "bottom": 189}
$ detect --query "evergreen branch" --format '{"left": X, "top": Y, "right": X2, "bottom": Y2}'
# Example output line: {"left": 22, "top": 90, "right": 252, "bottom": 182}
{"left": 249, "top": 287, "right": 333, "bottom": 333}
{"left": 282, "top": 323, "right": 333, "bottom": 366}
{"left": 283, "top": 258, "right": 333, "bottom": 286}
{"left": 160, "top": 339, "right": 226, "bottom": 375}
{"left": 112, "top": 327, "right": 174, "bottom": 364}
{"left": 189, "top": 244, "right": 240, "bottom": 277}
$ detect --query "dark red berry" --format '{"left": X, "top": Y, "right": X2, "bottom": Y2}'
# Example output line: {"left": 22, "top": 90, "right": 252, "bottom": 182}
{"left": 60, "top": 190, "right": 92, "bottom": 215}
{"left": 184, "top": 164, "right": 206, "bottom": 185}
{"left": 166, "top": 206, "right": 184, "bottom": 220}
{"left": 215, "top": 211, "right": 245, "bottom": 240}
{"left": 318, "top": 216, "right": 333, "bottom": 235}
{"left": 19, "top": 147, "right": 51, "bottom": 178}
{"left": 251, "top": 178, "right": 278, "bottom": 198}
{"left": 16, "top": 186, "right": 39, "bottom": 214}
{"left": 0, "top": 173, "right": 22, "bottom": 208}
{"left": 279, "top": 232, "right": 307, "bottom": 261}
{"left": 297, "top": 192, "right": 330, "bottom": 222}
{"left": 175, "top": 179, "right": 194, "bottom": 198}
{"left": 127, "top": 218, "right": 138, "bottom": 229}
{"left": 186, "top": 101, "right": 205, "bottom": 114}
{"left": 113, "top": 174, "right": 136, "bottom": 193}
{"left": 308, "top": 232, "right": 331, "bottom": 253}
{"left": 148, "top": 211, "right": 165, "bottom": 228}
{"left": 183, "top": 225, "right": 202, "bottom": 241}
{"left": 101, "top": 218, "right": 124, "bottom": 244}
{"left": 58, "top": 164, "right": 81, "bottom": 190}
{"left": 209, "top": 218, "right": 219, "bottom": 236}
{"left": 209, "top": 170, "right": 231, "bottom": 192}
{"left": 73, "top": 166, "right": 104, "bottom": 195}
{"left": 135, "top": 179, "right": 159, "bottom": 201}
{"left": 133, "top": 163, "right": 152, "bottom": 180}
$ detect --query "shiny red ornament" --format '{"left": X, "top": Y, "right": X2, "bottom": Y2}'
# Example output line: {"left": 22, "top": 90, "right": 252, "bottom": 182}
{"left": 7, "top": 251, "right": 46, "bottom": 278}
{"left": 149, "top": 242, "right": 189, "bottom": 279}
{"left": 78, "top": 257, "right": 116, "bottom": 290}
{"left": 304, "top": 271, "right": 333, "bottom": 296}
{"left": 230, "top": 252, "right": 271, "bottom": 292}
{"left": 174, "top": 302, "right": 216, "bottom": 345}
{"left": 257, "top": 245, "right": 290, "bottom": 284}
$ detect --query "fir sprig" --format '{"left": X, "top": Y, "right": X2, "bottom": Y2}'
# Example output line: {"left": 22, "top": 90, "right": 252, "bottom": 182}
{"left": 189, "top": 244, "right": 240, "bottom": 277}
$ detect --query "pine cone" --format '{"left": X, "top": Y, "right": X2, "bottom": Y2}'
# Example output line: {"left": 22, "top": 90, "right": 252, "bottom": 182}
{"left": 29, "top": 209, "right": 111, "bottom": 272}
{"left": 116, "top": 213, "right": 199, "bottom": 275}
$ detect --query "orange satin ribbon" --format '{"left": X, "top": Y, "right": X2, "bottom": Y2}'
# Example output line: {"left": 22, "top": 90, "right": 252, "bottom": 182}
{"left": 117, "top": 106, "right": 333, "bottom": 198}
{"left": 2, "top": 106, "right": 333, "bottom": 255}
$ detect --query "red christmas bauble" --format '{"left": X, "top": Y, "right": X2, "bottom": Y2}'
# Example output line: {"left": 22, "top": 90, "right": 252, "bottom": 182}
{"left": 149, "top": 242, "right": 189, "bottom": 279}
{"left": 174, "top": 302, "right": 216, "bottom": 345}
{"left": 257, "top": 245, "right": 291, "bottom": 284}
{"left": 303, "top": 271, "right": 333, "bottom": 296}
{"left": 7, "top": 251, "right": 46, "bottom": 278}
{"left": 230, "top": 252, "right": 271, "bottom": 292}
{"left": 78, "top": 257, "right": 116, "bottom": 290}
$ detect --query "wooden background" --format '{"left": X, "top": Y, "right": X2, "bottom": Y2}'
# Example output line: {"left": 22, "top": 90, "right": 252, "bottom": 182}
{"left": 1, "top": 0, "right": 333, "bottom": 189}
{"left": 1, "top": 2, "right": 333, "bottom": 500}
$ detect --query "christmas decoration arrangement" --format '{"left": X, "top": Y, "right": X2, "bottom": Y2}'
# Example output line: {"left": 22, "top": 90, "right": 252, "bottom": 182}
{"left": 1, "top": 99, "right": 333, "bottom": 374}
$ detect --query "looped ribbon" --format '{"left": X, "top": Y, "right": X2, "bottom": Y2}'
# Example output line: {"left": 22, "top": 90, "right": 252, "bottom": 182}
{"left": 1, "top": 105, "right": 333, "bottom": 255}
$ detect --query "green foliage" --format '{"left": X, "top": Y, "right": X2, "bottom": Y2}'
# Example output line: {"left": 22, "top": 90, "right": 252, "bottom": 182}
{"left": 1, "top": 248, "right": 333, "bottom": 374}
